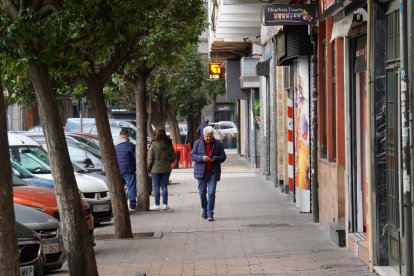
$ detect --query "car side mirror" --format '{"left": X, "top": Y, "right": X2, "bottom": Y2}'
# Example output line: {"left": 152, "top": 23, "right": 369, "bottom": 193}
{"left": 83, "top": 158, "right": 94, "bottom": 168}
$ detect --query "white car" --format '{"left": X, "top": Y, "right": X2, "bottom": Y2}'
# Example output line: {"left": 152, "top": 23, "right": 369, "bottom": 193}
{"left": 209, "top": 121, "right": 238, "bottom": 136}
{"left": 8, "top": 133, "right": 113, "bottom": 223}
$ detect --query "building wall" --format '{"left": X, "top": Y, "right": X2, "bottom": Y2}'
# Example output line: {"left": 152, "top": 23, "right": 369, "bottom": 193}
{"left": 276, "top": 66, "right": 286, "bottom": 185}
{"left": 318, "top": 161, "right": 345, "bottom": 225}
{"left": 260, "top": 74, "right": 270, "bottom": 176}
{"left": 317, "top": 17, "right": 346, "bottom": 228}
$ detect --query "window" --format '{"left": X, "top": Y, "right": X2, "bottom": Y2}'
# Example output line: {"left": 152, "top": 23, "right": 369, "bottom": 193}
{"left": 386, "top": 9, "right": 400, "bottom": 61}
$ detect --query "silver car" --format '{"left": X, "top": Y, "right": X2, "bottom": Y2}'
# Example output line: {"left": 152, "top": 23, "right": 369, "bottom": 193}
{"left": 15, "top": 203, "right": 65, "bottom": 272}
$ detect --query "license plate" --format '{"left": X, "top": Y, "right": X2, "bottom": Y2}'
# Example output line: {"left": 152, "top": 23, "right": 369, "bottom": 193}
{"left": 43, "top": 243, "right": 59, "bottom": 254}
{"left": 20, "top": 266, "right": 34, "bottom": 276}
{"left": 93, "top": 204, "right": 109, "bottom": 212}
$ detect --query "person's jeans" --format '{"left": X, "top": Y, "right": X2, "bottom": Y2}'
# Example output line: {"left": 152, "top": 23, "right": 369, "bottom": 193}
{"left": 123, "top": 173, "right": 137, "bottom": 209}
{"left": 151, "top": 172, "right": 170, "bottom": 205}
{"left": 198, "top": 174, "right": 217, "bottom": 216}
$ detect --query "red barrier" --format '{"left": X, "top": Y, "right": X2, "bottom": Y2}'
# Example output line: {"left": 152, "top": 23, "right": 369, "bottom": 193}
{"left": 172, "top": 144, "right": 192, "bottom": 168}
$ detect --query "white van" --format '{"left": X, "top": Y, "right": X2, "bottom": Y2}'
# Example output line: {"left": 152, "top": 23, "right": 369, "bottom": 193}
{"left": 8, "top": 133, "right": 113, "bottom": 223}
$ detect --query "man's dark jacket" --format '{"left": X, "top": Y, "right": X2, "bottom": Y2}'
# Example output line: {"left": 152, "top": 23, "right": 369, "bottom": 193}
{"left": 115, "top": 138, "right": 136, "bottom": 175}
{"left": 191, "top": 138, "right": 226, "bottom": 180}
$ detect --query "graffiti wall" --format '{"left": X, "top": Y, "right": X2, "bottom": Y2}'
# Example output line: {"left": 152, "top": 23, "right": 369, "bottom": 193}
{"left": 294, "top": 57, "right": 311, "bottom": 212}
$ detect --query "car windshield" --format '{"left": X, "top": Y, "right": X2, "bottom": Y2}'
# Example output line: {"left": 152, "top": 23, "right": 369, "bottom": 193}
{"left": 12, "top": 174, "right": 28, "bottom": 187}
{"left": 72, "top": 163, "right": 87, "bottom": 173}
{"left": 11, "top": 161, "right": 33, "bottom": 178}
{"left": 9, "top": 146, "right": 51, "bottom": 174}
{"left": 69, "top": 135, "right": 100, "bottom": 151}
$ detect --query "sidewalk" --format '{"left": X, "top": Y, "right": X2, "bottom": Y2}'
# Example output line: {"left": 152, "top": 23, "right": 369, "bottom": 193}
{"left": 52, "top": 151, "right": 376, "bottom": 275}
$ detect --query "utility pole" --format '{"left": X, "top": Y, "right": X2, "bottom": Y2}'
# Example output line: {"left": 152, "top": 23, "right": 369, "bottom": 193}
{"left": 399, "top": 1, "right": 413, "bottom": 275}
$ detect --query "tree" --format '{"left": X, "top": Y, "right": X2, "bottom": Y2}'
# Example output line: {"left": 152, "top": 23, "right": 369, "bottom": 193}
{"left": 0, "top": 2, "right": 98, "bottom": 274}
{"left": 0, "top": 82, "right": 20, "bottom": 276}
{"left": 120, "top": 1, "right": 207, "bottom": 211}
{"left": 147, "top": 45, "right": 225, "bottom": 144}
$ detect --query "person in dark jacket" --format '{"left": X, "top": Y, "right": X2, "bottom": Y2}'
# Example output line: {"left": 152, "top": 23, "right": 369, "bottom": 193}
{"left": 196, "top": 119, "right": 209, "bottom": 137}
{"left": 147, "top": 128, "right": 177, "bottom": 210}
{"left": 191, "top": 126, "right": 226, "bottom": 221}
{"left": 115, "top": 128, "right": 137, "bottom": 211}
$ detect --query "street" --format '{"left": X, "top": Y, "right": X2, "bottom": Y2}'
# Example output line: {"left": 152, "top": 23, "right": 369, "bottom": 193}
{"left": 52, "top": 151, "right": 376, "bottom": 276}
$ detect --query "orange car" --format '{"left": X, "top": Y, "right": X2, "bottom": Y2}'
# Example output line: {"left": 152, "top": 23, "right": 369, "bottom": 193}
{"left": 12, "top": 175, "right": 95, "bottom": 244}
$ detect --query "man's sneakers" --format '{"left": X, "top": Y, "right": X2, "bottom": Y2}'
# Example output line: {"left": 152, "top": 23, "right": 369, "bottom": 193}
{"left": 202, "top": 210, "right": 214, "bottom": 221}
{"left": 162, "top": 204, "right": 169, "bottom": 210}
{"left": 150, "top": 205, "right": 160, "bottom": 211}
{"left": 128, "top": 208, "right": 136, "bottom": 212}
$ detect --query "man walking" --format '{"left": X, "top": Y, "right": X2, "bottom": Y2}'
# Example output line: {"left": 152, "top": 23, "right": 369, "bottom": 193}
{"left": 191, "top": 126, "right": 226, "bottom": 221}
{"left": 115, "top": 128, "right": 137, "bottom": 211}
{"left": 196, "top": 118, "right": 209, "bottom": 137}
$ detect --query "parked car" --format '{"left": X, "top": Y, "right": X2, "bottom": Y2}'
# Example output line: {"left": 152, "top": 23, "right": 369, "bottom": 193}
{"left": 27, "top": 125, "right": 43, "bottom": 132}
{"left": 65, "top": 117, "right": 136, "bottom": 132}
{"left": 108, "top": 119, "right": 136, "bottom": 129}
{"left": 209, "top": 121, "right": 238, "bottom": 136}
{"left": 14, "top": 203, "right": 65, "bottom": 272}
{"left": 16, "top": 222, "right": 45, "bottom": 276}
{"left": 11, "top": 159, "right": 55, "bottom": 189}
{"left": 17, "top": 132, "right": 104, "bottom": 173}
{"left": 12, "top": 174, "right": 95, "bottom": 246}
{"left": 65, "top": 132, "right": 100, "bottom": 151}
{"left": 8, "top": 132, "right": 112, "bottom": 223}
{"left": 209, "top": 121, "right": 238, "bottom": 148}
{"left": 87, "top": 124, "right": 137, "bottom": 144}
{"left": 64, "top": 117, "right": 96, "bottom": 132}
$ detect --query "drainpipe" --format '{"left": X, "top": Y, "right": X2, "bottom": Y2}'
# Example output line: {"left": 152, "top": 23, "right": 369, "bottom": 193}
{"left": 266, "top": 73, "right": 271, "bottom": 176}
{"left": 272, "top": 40, "right": 279, "bottom": 188}
{"left": 310, "top": 26, "right": 319, "bottom": 223}
{"left": 400, "top": 0, "right": 413, "bottom": 275}
{"left": 366, "top": 0, "right": 374, "bottom": 272}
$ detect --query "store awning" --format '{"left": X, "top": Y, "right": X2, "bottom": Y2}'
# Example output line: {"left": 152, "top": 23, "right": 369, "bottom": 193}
{"left": 330, "top": 13, "right": 354, "bottom": 42}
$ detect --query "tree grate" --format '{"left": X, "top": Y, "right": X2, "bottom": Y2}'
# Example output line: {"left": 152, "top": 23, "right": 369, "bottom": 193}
{"left": 246, "top": 223, "right": 291, "bottom": 228}
{"left": 95, "top": 231, "right": 162, "bottom": 240}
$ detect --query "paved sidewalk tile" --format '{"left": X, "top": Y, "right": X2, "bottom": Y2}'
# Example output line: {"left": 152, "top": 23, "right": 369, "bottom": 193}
{"left": 50, "top": 152, "right": 376, "bottom": 276}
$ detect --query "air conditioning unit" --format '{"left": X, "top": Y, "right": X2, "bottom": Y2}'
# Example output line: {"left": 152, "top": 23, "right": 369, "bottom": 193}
{"left": 283, "top": 66, "right": 292, "bottom": 90}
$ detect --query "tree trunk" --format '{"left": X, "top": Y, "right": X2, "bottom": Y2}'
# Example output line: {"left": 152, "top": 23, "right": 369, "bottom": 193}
{"left": 28, "top": 64, "right": 98, "bottom": 275}
{"left": 86, "top": 77, "right": 133, "bottom": 238}
{"left": 166, "top": 105, "right": 180, "bottom": 144}
{"left": 0, "top": 83, "right": 20, "bottom": 276}
{"left": 134, "top": 73, "right": 150, "bottom": 211}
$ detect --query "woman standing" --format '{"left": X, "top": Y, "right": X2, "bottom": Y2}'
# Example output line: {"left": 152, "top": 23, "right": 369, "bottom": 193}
{"left": 148, "top": 128, "right": 177, "bottom": 210}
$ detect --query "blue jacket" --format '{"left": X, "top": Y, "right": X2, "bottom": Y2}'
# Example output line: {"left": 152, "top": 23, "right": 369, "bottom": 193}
{"left": 115, "top": 139, "right": 136, "bottom": 175}
{"left": 191, "top": 138, "right": 226, "bottom": 180}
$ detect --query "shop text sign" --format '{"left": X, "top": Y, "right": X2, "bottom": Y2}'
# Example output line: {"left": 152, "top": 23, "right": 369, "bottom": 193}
{"left": 263, "top": 4, "right": 316, "bottom": 26}
{"left": 209, "top": 62, "right": 223, "bottom": 79}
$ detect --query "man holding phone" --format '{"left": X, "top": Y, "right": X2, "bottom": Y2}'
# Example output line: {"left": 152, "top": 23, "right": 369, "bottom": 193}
{"left": 191, "top": 126, "right": 227, "bottom": 221}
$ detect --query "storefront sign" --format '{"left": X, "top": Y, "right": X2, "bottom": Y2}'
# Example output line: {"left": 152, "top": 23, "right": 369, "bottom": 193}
{"left": 319, "top": 0, "right": 343, "bottom": 20}
{"left": 215, "top": 103, "right": 235, "bottom": 112}
{"left": 209, "top": 62, "right": 223, "bottom": 79}
{"left": 263, "top": 4, "right": 316, "bottom": 26}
